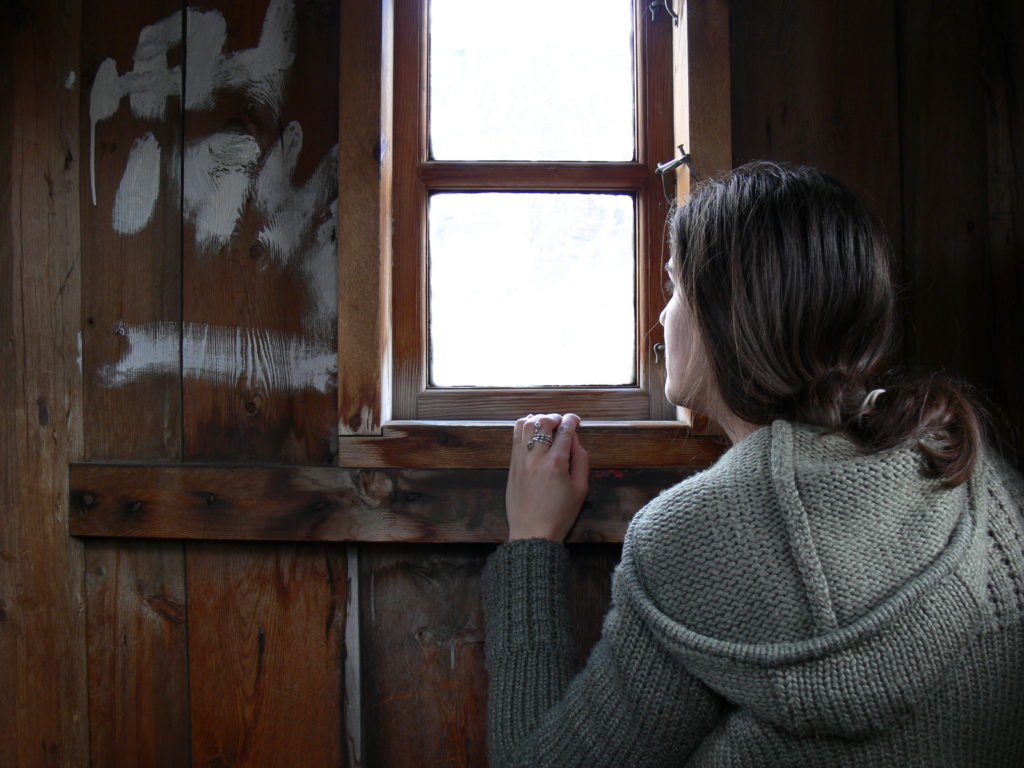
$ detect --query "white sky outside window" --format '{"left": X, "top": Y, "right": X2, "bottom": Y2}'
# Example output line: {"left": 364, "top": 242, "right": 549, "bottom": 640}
{"left": 429, "top": 0, "right": 635, "bottom": 161}
{"left": 429, "top": 193, "right": 636, "bottom": 387}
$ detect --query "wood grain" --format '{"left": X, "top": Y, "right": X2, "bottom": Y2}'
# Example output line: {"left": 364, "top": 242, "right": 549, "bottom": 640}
{"left": 0, "top": 0, "right": 89, "bottom": 763}
{"left": 336, "top": 421, "right": 725, "bottom": 469}
{"left": 361, "top": 545, "right": 489, "bottom": 767}
{"left": 80, "top": 0, "right": 183, "bottom": 462}
{"left": 69, "top": 463, "right": 692, "bottom": 543}
{"left": 180, "top": 0, "right": 339, "bottom": 465}
{"left": 359, "top": 543, "right": 621, "bottom": 768}
{"left": 187, "top": 542, "right": 348, "bottom": 767}
{"left": 899, "top": 0, "right": 1024, "bottom": 462}
{"left": 338, "top": 0, "right": 387, "bottom": 437}
{"left": 78, "top": 2, "right": 192, "bottom": 763}
{"left": 177, "top": 1, "right": 348, "bottom": 765}
{"left": 729, "top": 0, "right": 903, "bottom": 241}
{"left": 85, "top": 540, "right": 190, "bottom": 768}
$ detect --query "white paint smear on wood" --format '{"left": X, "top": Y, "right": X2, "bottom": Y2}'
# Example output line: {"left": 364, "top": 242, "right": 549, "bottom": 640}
{"left": 97, "top": 321, "right": 336, "bottom": 393}
{"left": 112, "top": 133, "right": 162, "bottom": 234}
{"left": 89, "top": 0, "right": 295, "bottom": 205}
{"left": 183, "top": 131, "right": 261, "bottom": 250}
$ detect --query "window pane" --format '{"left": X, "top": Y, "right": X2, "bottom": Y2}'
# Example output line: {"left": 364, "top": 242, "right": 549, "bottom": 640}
{"left": 429, "top": 0, "right": 635, "bottom": 161}
{"left": 429, "top": 193, "right": 635, "bottom": 387}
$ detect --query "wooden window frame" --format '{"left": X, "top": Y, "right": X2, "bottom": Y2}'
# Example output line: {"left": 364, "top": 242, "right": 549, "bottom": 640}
{"left": 336, "top": 0, "right": 733, "bottom": 470}
{"left": 393, "top": 0, "right": 677, "bottom": 424}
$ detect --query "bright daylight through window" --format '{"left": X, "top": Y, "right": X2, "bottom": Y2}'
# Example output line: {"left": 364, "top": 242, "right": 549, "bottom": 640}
{"left": 426, "top": 0, "right": 640, "bottom": 389}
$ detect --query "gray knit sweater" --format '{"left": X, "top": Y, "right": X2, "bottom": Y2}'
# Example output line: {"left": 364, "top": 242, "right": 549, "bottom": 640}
{"left": 482, "top": 420, "right": 1024, "bottom": 767}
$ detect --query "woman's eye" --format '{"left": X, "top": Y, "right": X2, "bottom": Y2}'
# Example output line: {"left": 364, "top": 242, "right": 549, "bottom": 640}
{"left": 663, "top": 278, "right": 674, "bottom": 296}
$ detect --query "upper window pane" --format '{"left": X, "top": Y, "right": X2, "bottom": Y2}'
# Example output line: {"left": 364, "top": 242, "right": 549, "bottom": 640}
{"left": 429, "top": 192, "right": 636, "bottom": 387}
{"left": 429, "top": 0, "right": 636, "bottom": 161}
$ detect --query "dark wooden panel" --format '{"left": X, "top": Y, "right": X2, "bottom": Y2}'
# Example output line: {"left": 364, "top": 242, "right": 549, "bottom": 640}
{"left": 69, "top": 463, "right": 690, "bottom": 543}
{"left": 729, "top": 0, "right": 903, "bottom": 240}
{"left": 360, "top": 543, "right": 621, "bottom": 768}
{"left": 180, "top": 0, "right": 339, "bottom": 465}
{"left": 361, "top": 545, "right": 489, "bottom": 767}
{"left": 0, "top": 0, "right": 89, "bottom": 762}
{"left": 80, "top": 0, "right": 183, "bottom": 462}
{"left": 338, "top": 0, "right": 387, "bottom": 436}
{"left": 78, "top": 2, "right": 191, "bottom": 763}
{"left": 337, "top": 422, "right": 725, "bottom": 469}
{"left": 900, "top": 0, "right": 1024, "bottom": 462}
{"left": 565, "top": 544, "right": 622, "bottom": 672}
{"left": 176, "top": 2, "right": 346, "bottom": 764}
{"left": 187, "top": 542, "right": 347, "bottom": 767}
{"left": 85, "top": 540, "right": 190, "bottom": 768}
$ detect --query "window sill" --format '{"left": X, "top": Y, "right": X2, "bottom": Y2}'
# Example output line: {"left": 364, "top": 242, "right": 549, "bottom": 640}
{"left": 336, "top": 420, "right": 726, "bottom": 469}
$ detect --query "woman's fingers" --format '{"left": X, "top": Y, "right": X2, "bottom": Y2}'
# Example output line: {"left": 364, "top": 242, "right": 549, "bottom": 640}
{"left": 523, "top": 413, "right": 561, "bottom": 451}
{"left": 549, "top": 412, "right": 580, "bottom": 457}
{"left": 569, "top": 431, "right": 590, "bottom": 493}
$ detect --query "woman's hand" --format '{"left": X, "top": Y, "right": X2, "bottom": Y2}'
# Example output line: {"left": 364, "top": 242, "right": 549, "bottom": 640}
{"left": 505, "top": 412, "right": 590, "bottom": 542}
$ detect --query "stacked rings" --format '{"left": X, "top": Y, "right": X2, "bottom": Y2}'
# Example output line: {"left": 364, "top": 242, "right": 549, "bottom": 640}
{"left": 527, "top": 433, "right": 553, "bottom": 451}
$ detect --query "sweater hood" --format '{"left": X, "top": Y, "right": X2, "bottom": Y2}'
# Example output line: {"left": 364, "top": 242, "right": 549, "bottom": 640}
{"left": 617, "top": 421, "right": 992, "bottom": 738}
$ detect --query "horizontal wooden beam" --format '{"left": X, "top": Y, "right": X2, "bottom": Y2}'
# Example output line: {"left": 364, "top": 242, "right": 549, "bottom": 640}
{"left": 68, "top": 463, "right": 697, "bottom": 544}
{"left": 336, "top": 421, "right": 725, "bottom": 468}
{"left": 419, "top": 161, "right": 649, "bottom": 190}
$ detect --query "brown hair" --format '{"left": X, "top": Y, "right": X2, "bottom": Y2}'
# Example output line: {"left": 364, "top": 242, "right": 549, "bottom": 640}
{"left": 669, "top": 161, "right": 984, "bottom": 487}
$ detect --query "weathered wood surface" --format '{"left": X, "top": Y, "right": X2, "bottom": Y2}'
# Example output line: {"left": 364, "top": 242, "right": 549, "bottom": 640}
{"left": 70, "top": 463, "right": 689, "bottom": 543}
{"left": 85, "top": 540, "right": 190, "bottom": 768}
{"left": 175, "top": 0, "right": 347, "bottom": 765}
{"left": 78, "top": 1, "right": 192, "bottom": 763}
{"left": 0, "top": 0, "right": 89, "bottom": 763}
{"left": 899, "top": 0, "right": 1024, "bottom": 462}
{"left": 187, "top": 542, "right": 348, "bottom": 767}
{"left": 361, "top": 545, "right": 490, "bottom": 767}
{"left": 730, "top": 0, "right": 903, "bottom": 241}
{"left": 80, "top": 0, "right": 183, "bottom": 463}
{"left": 338, "top": 422, "right": 725, "bottom": 469}
{"left": 180, "top": 0, "right": 339, "bottom": 465}
{"left": 359, "top": 543, "right": 620, "bottom": 768}
{"left": 338, "top": 0, "right": 387, "bottom": 436}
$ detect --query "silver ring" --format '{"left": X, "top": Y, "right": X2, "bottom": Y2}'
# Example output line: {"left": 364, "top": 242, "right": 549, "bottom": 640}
{"left": 527, "top": 434, "right": 553, "bottom": 450}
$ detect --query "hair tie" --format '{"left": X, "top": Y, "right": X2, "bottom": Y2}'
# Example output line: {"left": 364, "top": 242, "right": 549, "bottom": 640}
{"left": 861, "top": 388, "right": 886, "bottom": 411}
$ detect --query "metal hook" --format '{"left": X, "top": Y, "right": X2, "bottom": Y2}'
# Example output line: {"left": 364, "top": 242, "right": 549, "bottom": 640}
{"left": 648, "top": 0, "right": 680, "bottom": 26}
{"left": 656, "top": 144, "right": 701, "bottom": 183}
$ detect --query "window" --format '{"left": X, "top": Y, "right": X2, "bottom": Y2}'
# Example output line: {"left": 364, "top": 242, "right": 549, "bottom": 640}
{"left": 390, "top": 0, "right": 677, "bottom": 421}
{"left": 335, "top": 0, "right": 729, "bottom": 468}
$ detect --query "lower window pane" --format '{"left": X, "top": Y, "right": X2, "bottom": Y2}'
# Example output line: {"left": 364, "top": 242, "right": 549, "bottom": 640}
{"left": 429, "top": 192, "right": 636, "bottom": 387}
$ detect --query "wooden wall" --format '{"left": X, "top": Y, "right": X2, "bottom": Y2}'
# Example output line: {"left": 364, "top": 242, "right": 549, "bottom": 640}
{"left": 1, "top": 0, "right": 1021, "bottom": 766}
{"left": 729, "top": 0, "right": 1024, "bottom": 459}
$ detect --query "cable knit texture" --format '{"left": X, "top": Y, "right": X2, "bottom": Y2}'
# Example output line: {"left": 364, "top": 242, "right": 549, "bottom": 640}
{"left": 482, "top": 420, "right": 1024, "bottom": 767}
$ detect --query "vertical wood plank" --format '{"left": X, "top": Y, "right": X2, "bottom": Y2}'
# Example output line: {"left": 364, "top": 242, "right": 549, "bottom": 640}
{"left": 85, "top": 540, "right": 190, "bottom": 768}
{"left": 0, "top": 0, "right": 89, "bottom": 763}
{"left": 80, "top": 0, "right": 183, "bottom": 462}
{"left": 78, "top": 1, "right": 191, "bottom": 763}
{"left": 729, "top": 0, "right": 903, "bottom": 241}
{"left": 177, "top": 1, "right": 347, "bottom": 764}
{"left": 338, "top": 0, "right": 388, "bottom": 436}
{"left": 180, "top": 0, "right": 339, "bottom": 465}
{"left": 361, "top": 545, "right": 489, "bottom": 767}
{"left": 900, "top": 0, "right": 1024, "bottom": 461}
{"left": 187, "top": 542, "right": 348, "bottom": 767}
{"left": 360, "top": 544, "right": 621, "bottom": 767}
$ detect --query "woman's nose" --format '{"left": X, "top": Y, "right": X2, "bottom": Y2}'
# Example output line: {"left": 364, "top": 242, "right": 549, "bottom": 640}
{"left": 659, "top": 306, "right": 667, "bottom": 326}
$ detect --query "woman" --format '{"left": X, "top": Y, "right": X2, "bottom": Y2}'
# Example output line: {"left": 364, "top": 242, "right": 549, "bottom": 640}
{"left": 481, "top": 162, "right": 1024, "bottom": 767}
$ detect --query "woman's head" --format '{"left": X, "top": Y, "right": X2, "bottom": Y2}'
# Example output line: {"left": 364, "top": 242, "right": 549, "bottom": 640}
{"left": 665, "top": 160, "right": 982, "bottom": 486}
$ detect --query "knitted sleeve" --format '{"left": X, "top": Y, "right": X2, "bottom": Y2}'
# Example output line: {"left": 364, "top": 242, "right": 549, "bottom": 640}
{"left": 481, "top": 537, "right": 724, "bottom": 768}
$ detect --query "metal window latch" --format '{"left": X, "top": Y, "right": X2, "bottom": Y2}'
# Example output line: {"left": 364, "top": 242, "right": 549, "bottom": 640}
{"left": 656, "top": 144, "right": 701, "bottom": 183}
{"left": 653, "top": 343, "right": 666, "bottom": 365}
{"left": 647, "top": 0, "right": 680, "bottom": 26}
